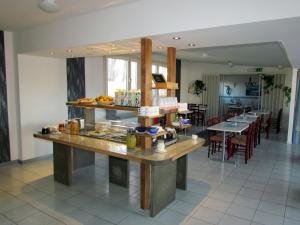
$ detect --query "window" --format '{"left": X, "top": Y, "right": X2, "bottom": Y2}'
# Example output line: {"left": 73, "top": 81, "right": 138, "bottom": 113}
{"left": 158, "top": 66, "right": 168, "bottom": 80}
{"left": 152, "top": 63, "right": 168, "bottom": 96}
{"left": 106, "top": 57, "right": 138, "bottom": 96}
{"left": 130, "top": 61, "right": 138, "bottom": 90}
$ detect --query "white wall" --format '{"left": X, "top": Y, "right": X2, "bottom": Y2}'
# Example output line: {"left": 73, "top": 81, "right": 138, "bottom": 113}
{"left": 85, "top": 56, "right": 106, "bottom": 121}
{"left": 180, "top": 60, "right": 292, "bottom": 130}
{"left": 181, "top": 61, "right": 254, "bottom": 104}
{"left": 18, "top": 55, "right": 67, "bottom": 160}
{"left": 4, "top": 31, "right": 21, "bottom": 161}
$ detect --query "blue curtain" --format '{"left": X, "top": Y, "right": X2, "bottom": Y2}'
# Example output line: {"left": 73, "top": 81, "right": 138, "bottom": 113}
{"left": 67, "top": 58, "right": 85, "bottom": 119}
{"left": 0, "top": 31, "right": 11, "bottom": 163}
{"left": 176, "top": 59, "right": 181, "bottom": 102}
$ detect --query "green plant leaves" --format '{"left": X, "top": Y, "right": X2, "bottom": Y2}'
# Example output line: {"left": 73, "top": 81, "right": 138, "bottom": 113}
{"left": 262, "top": 75, "right": 291, "bottom": 105}
{"left": 188, "top": 80, "right": 206, "bottom": 96}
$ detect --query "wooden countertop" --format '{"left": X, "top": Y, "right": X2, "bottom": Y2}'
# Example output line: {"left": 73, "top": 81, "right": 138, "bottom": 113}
{"left": 34, "top": 133, "right": 204, "bottom": 163}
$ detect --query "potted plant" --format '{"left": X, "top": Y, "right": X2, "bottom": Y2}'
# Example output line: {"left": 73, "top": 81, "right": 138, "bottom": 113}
{"left": 188, "top": 80, "right": 206, "bottom": 105}
{"left": 261, "top": 75, "right": 291, "bottom": 105}
{"left": 188, "top": 80, "right": 206, "bottom": 96}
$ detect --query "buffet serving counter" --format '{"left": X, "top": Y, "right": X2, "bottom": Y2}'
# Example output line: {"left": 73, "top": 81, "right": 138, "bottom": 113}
{"left": 34, "top": 132, "right": 204, "bottom": 216}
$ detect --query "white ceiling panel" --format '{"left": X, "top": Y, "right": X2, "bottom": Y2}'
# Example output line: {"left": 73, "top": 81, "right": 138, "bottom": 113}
{"left": 0, "top": 0, "right": 141, "bottom": 30}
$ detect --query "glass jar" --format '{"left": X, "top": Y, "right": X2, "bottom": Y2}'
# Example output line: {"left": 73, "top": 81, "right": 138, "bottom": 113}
{"left": 126, "top": 128, "right": 137, "bottom": 149}
{"left": 156, "top": 140, "right": 166, "bottom": 153}
{"left": 70, "top": 120, "right": 79, "bottom": 135}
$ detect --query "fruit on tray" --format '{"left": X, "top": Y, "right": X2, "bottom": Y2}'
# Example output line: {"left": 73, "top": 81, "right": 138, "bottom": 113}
{"left": 78, "top": 98, "right": 95, "bottom": 103}
{"left": 95, "top": 95, "right": 113, "bottom": 104}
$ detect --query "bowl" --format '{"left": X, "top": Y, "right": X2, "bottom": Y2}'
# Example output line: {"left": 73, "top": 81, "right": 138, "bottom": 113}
{"left": 147, "top": 126, "right": 159, "bottom": 134}
{"left": 182, "top": 119, "right": 190, "bottom": 125}
{"left": 136, "top": 126, "right": 147, "bottom": 133}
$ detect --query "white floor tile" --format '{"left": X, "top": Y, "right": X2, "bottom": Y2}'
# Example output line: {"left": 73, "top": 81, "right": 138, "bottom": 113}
{"left": 227, "top": 203, "right": 256, "bottom": 220}
{"left": 192, "top": 206, "right": 224, "bottom": 224}
{"left": 258, "top": 201, "right": 285, "bottom": 216}
{"left": 219, "top": 214, "right": 251, "bottom": 225}
{"left": 253, "top": 210, "right": 284, "bottom": 225}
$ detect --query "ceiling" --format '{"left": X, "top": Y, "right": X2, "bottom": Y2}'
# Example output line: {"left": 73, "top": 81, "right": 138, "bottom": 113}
{"left": 0, "top": 0, "right": 140, "bottom": 30}
{"left": 176, "top": 42, "right": 291, "bottom": 67}
{"left": 30, "top": 38, "right": 167, "bottom": 58}
{"left": 2, "top": 0, "right": 292, "bottom": 68}
{"left": 31, "top": 39, "right": 291, "bottom": 68}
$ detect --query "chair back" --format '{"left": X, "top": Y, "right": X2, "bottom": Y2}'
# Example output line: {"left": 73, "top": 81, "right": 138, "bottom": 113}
{"left": 224, "top": 112, "right": 235, "bottom": 121}
{"left": 277, "top": 108, "right": 283, "bottom": 123}
{"left": 255, "top": 116, "right": 260, "bottom": 134}
{"left": 266, "top": 111, "right": 272, "bottom": 126}
{"left": 207, "top": 117, "right": 220, "bottom": 127}
{"left": 188, "top": 104, "right": 198, "bottom": 111}
{"left": 246, "top": 123, "right": 255, "bottom": 147}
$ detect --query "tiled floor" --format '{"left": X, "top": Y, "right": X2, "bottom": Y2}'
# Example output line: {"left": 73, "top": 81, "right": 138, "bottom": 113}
{"left": 0, "top": 134, "right": 300, "bottom": 225}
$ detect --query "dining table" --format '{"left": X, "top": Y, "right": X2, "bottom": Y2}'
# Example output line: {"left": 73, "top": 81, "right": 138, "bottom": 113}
{"left": 207, "top": 121, "right": 249, "bottom": 162}
{"left": 227, "top": 114, "right": 257, "bottom": 124}
{"left": 249, "top": 109, "right": 270, "bottom": 116}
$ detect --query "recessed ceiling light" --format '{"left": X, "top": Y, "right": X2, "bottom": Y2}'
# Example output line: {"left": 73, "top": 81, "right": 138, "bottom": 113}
{"left": 188, "top": 43, "right": 196, "bottom": 47}
{"left": 173, "top": 37, "right": 181, "bottom": 40}
{"left": 38, "top": 0, "right": 60, "bottom": 13}
{"left": 66, "top": 49, "right": 72, "bottom": 53}
{"left": 49, "top": 51, "right": 55, "bottom": 55}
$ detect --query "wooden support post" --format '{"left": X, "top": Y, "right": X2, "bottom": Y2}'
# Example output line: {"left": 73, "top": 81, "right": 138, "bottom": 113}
{"left": 140, "top": 161, "right": 151, "bottom": 209}
{"left": 139, "top": 38, "right": 153, "bottom": 150}
{"left": 167, "top": 47, "right": 176, "bottom": 125}
{"left": 139, "top": 38, "right": 153, "bottom": 210}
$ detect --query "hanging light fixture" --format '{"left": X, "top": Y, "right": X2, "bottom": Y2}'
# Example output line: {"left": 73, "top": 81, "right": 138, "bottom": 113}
{"left": 38, "top": 0, "right": 60, "bottom": 13}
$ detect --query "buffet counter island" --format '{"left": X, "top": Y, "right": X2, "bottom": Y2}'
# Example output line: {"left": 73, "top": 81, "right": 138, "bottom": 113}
{"left": 34, "top": 131, "right": 204, "bottom": 216}
{"left": 33, "top": 38, "right": 205, "bottom": 216}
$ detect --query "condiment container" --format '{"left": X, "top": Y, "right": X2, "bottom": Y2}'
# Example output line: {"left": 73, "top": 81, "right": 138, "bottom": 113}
{"left": 58, "top": 123, "right": 65, "bottom": 132}
{"left": 126, "top": 128, "right": 137, "bottom": 149}
{"left": 70, "top": 120, "right": 79, "bottom": 135}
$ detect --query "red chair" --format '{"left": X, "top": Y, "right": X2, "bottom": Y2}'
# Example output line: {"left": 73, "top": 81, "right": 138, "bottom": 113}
{"left": 207, "top": 117, "right": 222, "bottom": 158}
{"left": 254, "top": 116, "right": 261, "bottom": 147}
{"left": 261, "top": 111, "right": 272, "bottom": 139}
{"left": 224, "top": 112, "right": 235, "bottom": 121}
{"left": 228, "top": 123, "right": 254, "bottom": 164}
{"left": 193, "top": 109, "right": 205, "bottom": 126}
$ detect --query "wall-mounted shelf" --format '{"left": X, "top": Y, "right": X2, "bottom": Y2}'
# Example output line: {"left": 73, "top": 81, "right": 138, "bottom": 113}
{"left": 152, "top": 82, "right": 178, "bottom": 90}
{"left": 66, "top": 101, "right": 139, "bottom": 112}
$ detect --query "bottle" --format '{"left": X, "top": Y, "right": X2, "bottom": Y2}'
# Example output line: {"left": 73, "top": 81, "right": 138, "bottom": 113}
{"left": 126, "top": 128, "right": 137, "bottom": 149}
